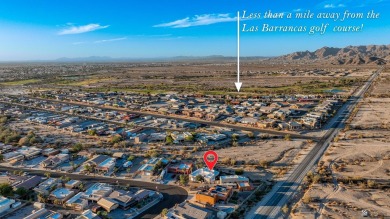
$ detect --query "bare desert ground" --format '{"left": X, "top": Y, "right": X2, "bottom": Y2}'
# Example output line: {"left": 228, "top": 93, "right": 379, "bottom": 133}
{"left": 213, "top": 139, "right": 306, "bottom": 164}
{"left": 292, "top": 69, "right": 390, "bottom": 219}
{"left": 9, "top": 119, "right": 107, "bottom": 148}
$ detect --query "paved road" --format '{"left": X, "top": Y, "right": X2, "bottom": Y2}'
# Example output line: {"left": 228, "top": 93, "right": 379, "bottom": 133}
{"left": 0, "top": 166, "right": 187, "bottom": 219}
{"left": 14, "top": 96, "right": 316, "bottom": 140}
{"left": 247, "top": 68, "right": 381, "bottom": 219}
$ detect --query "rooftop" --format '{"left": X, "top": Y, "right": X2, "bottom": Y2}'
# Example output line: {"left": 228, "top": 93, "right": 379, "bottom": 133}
{"left": 0, "top": 196, "right": 15, "bottom": 207}
{"left": 190, "top": 168, "right": 219, "bottom": 179}
{"left": 85, "top": 183, "right": 112, "bottom": 196}
{"left": 51, "top": 188, "right": 73, "bottom": 199}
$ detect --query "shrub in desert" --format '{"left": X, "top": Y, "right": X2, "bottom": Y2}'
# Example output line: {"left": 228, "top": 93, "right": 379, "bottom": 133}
{"left": 312, "top": 174, "right": 321, "bottom": 183}
{"left": 281, "top": 204, "right": 289, "bottom": 214}
{"left": 259, "top": 160, "right": 270, "bottom": 168}
{"left": 302, "top": 194, "right": 312, "bottom": 204}
{"left": 367, "top": 180, "right": 377, "bottom": 189}
{"left": 221, "top": 157, "right": 231, "bottom": 165}
{"left": 18, "top": 137, "right": 30, "bottom": 146}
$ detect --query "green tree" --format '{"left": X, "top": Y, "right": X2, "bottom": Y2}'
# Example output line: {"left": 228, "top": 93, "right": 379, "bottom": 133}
{"left": 161, "top": 208, "right": 169, "bottom": 217}
{"left": 235, "top": 169, "right": 244, "bottom": 175}
{"left": 37, "top": 193, "right": 48, "bottom": 203}
{"left": 0, "top": 183, "right": 13, "bottom": 196}
{"left": 84, "top": 164, "right": 93, "bottom": 173}
{"left": 284, "top": 134, "right": 292, "bottom": 141}
{"left": 127, "top": 155, "right": 135, "bottom": 161}
{"left": 179, "top": 175, "right": 189, "bottom": 185}
{"left": 195, "top": 175, "right": 204, "bottom": 182}
{"left": 88, "top": 129, "right": 97, "bottom": 136}
{"left": 110, "top": 135, "right": 122, "bottom": 144}
{"left": 165, "top": 135, "right": 174, "bottom": 144}
{"left": 15, "top": 187, "right": 28, "bottom": 198}
{"left": 44, "top": 172, "right": 51, "bottom": 178}
{"left": 79, "top": 183, "right": 85, "bottom": 191}
{"left": 184, "top": 135, "right": 194, "bottom": 141}
{"left": 72, "top": 143, "right": 83, "bottom": 152}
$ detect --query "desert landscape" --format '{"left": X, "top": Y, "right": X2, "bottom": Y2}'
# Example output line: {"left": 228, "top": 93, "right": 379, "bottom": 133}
{"left": 292, "top": 68, "right": 390, "bottom": 219}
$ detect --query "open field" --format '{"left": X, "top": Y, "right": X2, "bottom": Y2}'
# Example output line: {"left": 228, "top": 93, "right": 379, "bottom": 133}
{"left": 0, "top": 79, "right": 41, "bottom": 85}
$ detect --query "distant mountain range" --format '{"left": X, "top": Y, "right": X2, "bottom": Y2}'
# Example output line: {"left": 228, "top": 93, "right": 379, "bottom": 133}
{"left": 272, "top": 45, "right": 390, "bottom": 65}
{"left": 54, "top": 55, "right": 268, "bottom": 62}
{"left": 3, "top": 45, "right": 388, "bottom": 64}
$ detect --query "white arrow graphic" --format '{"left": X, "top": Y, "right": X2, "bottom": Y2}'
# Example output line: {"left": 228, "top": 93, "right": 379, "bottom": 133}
{"left": 235, "top": 11, "right": 242, "bottom": 92}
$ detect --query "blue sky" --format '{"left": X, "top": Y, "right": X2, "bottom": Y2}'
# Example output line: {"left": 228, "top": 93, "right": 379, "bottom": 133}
{"left": 0, "top": 0, "right": 389, "bottom": 61}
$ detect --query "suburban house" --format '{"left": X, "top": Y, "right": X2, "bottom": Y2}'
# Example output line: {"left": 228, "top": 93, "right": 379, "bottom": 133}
{"left": 65, "top": 180, "right": 82, "bottom": 189}
{"left": 108, "top": 190, "right": 137, "bottom": 210}
{"left": 137, "top": 157, "right": 168, "bottom": 176}
{"left": 195, "top": 191, "right": 217, "bottom": 206}
{"left": 34, "top": 178, "right": 61, "bottom": 195}
{"left": 65, "top": 192, "right": 89, "bottom": 211}
{"left": 41, "top": 154, "right": 69, "bottom": 169}
{"left": 49, "top": 188, "right": 75, "bottom": 205}
{"left": 190, "top": 168, "right": 219, "bottom": 184}
{"left": 83, "top": 155, "right": 111, "bottom": 170}
{"left": 168, "top": 202, "right": 215, "bottom": 219}
{"left": 23, "top": 208, "right": 63, "bottom": 219}
{"left": 75, "top": 210, "right": 100, "bottom": 219}
{"left": 167, "top": 161, "right": 193, "bottom": 175}
{"left": 95, "top": 157, "right": 116, "bottom": 173}
{"left": 42, "top": 148, "right": 60, "bottom": 157}
{"left": 209, "top": 185, "right": 232, "bottom": 202}
{"left": 12, "top": 175, "right": 42, "bottom": 190}
{"left": 257, "top": 119, "right": 276, "bottom": 129}
{"left": 97, "top": 197, "right": 119, "bottom": 212}
{"left": 84, "top": 183, "right": 113, "bottom": 202}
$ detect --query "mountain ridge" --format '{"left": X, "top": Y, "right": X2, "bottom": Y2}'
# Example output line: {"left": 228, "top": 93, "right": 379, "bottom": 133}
{"left": 272, "top": 44, "right": 390, "bottom": 65}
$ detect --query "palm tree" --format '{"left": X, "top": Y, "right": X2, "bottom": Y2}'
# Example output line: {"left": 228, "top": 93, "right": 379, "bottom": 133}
{"left": 44, "top": 172, "right": 51, "bottom": 178}
{"left": 37, "top": 193, "right": 48, "bottom": 203}
{"left": 79, "top": 183, "right": 85, "bottom": 191}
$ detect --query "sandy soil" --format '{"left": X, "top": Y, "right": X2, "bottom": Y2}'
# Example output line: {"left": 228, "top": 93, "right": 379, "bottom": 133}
{"left": 9, "top": 120, "right": 106, "bottom": 148}
{"left": 351, "top": 98, "right": 390, "bottom": 129}
{"left": 293, "top": 77, "right": 390, "bottom": 218}
{"left": 371, "top": 71, "right": 390, "bottom": 97}
{"left": 210, "top": 139, "right": 305, "bottom": 164}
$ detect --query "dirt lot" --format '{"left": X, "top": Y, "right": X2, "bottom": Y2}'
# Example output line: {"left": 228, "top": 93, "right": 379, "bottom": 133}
{"left": 371, "top": 71, "right": 390, "bottom": 97}
{"left": 210, "top": 139, "right": 306, "bottom": 165}
{"left": 9, "top": 120, "right": 106, "bottom": 148}
{"left": 292, "top": 73, "right": 390, "bottom": 218}
{"left": 351, "top": 98, "right": 390, "bottom": 129}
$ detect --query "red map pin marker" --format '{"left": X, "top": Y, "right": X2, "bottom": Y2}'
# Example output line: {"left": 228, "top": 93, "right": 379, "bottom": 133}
{"left": 203, "top": 150, "right": 218, "bottom": 170}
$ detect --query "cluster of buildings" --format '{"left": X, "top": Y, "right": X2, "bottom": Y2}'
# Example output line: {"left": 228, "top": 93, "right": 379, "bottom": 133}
{"left": 64, "top": 182, "right": 155, "bottom": 213}
{"left": 0, "top": 173, "right": 160, "bottom": 218}
{"left": 5, "top": 90, "right": 342, "bottom": 132}
{"left": 0, "top": 98, "right": 253, "bottom": 148}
